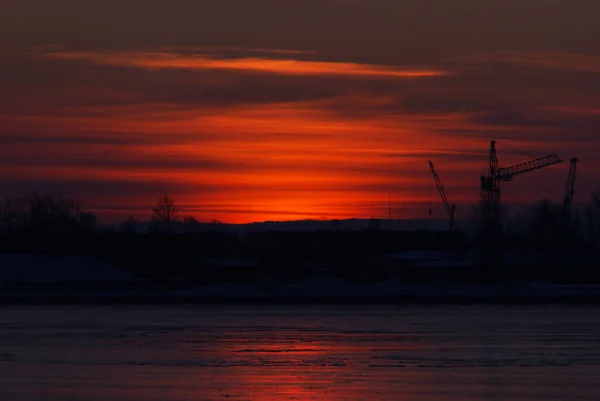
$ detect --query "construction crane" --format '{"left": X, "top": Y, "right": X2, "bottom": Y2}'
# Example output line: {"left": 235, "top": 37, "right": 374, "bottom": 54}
{"left": 480, "top": 140, "right": 564, "bottom": 235}
{"left": 562, "top": 157, "right": 579, "bottom": 229}
{"left": 428, "top": 160, "right": 456, "bottom": 231}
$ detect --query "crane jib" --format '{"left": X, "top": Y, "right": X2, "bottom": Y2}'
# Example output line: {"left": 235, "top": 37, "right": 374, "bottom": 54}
{"left": 496, "top": 154, "right": 564, "bottom": 181}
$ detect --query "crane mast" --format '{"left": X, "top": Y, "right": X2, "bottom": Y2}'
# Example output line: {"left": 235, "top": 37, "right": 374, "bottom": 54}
{"left": 429, "top": 160, "right": 456, "bottom": 231}
{"left": 480, "top": 141, "right": 502, "bottom": 236}
{"left": 562, "top": 157, "right": 579, "bottom": 228}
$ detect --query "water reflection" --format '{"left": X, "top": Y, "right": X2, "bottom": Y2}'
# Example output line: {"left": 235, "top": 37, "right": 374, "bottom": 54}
{"left": 0, "top": 306, "right": 599, "bottom": 400}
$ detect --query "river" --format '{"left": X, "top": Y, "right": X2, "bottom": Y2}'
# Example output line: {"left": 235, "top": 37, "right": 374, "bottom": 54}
{"left": 0, "top": 305, "right": 598, "bottom": 400}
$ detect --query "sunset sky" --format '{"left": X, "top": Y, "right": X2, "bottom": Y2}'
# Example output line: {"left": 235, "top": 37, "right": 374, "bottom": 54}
{"left": 1, "top": 0, "right": 599, "bottom": 223}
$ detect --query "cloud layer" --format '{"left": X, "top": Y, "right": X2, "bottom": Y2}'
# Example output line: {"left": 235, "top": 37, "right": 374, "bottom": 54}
{"left": 1, "top": 1, "right": 599, "bottom": 223}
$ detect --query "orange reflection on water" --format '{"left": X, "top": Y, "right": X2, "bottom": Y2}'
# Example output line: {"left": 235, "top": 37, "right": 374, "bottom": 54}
{"left": 206, "top": 339, "right": 357, "bottom": 400}
{"left": 167, "top": 328, "right": 436, "bottom": 401}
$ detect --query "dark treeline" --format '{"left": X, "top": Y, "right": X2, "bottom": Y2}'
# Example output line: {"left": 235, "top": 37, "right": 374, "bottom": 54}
{"left": 0, "top": 191, "right": 96, "bottom": 236}
{"left": 0, "top": 191, "right": 599, "bottom": 284}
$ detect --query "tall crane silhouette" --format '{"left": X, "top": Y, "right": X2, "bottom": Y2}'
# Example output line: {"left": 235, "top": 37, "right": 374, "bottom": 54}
{"left": 429, "top": 160, "right": 456, "bottom": 232}
{"left": 562, "top": 157, "right": 579, "bottom": 229}
{"left": 480, "top": 140, "right": 564, "bottom": 235}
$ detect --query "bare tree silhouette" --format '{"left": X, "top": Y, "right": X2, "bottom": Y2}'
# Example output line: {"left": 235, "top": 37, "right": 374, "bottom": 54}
{"left": 152, "top": 194, "right": 179, "bottom": 233}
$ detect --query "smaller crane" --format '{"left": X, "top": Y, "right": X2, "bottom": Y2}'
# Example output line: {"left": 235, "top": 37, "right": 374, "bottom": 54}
{"left": 428, "top": 160, "right": 456, "bottom": 232}
{"left": 562, "top": 157, "right": 579, "bottom": 229}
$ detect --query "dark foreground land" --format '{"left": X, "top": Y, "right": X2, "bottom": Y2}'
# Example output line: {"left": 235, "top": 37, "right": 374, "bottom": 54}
{"left": 1, "top": 229, "right": 599, "bottom": 304}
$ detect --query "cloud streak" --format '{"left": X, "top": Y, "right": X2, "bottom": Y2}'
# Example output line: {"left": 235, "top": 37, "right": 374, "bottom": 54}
{"left": 35, "top": 47, "right": 451, "bottom": 79}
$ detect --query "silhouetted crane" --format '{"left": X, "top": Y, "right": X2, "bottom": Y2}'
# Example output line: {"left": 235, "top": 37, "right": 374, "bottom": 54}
{"left": 562, "top": 157, "right": 579, "bottom": 229}
{"left": 480, "top": 140, "right": 564, "bottom": 234}
{"left": 428, "top": 160, "right": 456, "bottom": 232}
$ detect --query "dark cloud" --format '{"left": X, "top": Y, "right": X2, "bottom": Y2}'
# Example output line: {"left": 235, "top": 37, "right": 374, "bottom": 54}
{"left": 4, "top": 1, "right": 600, "bottom": 59}
{"left": 385, "top": 151, "right": 486, "bottom": 163}
{"left": 0, "top": 133, "right": 191, "bottom": 146}
{"left": 470, "top": 110, "right": 592, "bottom": 129}
{"left": 0, "top": 178, "right": 203, "bottom": 203}
{"left": 0, "top": 153, "right": 244, "bottom": 172}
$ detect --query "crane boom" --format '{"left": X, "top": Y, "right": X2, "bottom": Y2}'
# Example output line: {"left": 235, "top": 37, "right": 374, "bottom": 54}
{"left": 562, "top": 157, "right": 579, "bottom": 227}
{"left": 497, "top": 154, "right": 563, "bottom": 181}
{"left": 428, "top": 160, "right": 455, "bottom": 231}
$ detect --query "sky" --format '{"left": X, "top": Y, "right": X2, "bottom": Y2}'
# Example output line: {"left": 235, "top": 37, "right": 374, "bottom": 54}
{"left": 1, "top": 0, "right": 599, "bottom": 223}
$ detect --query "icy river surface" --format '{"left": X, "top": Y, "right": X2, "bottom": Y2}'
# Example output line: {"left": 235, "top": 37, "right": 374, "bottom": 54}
{"left": 0, "top": 305, "right": 599, "bottom": 400}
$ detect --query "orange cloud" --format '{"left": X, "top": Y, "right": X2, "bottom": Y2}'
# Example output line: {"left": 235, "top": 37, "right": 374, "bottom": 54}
{"left": 35, "top": 48, "right": 451, "bottom": 79}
